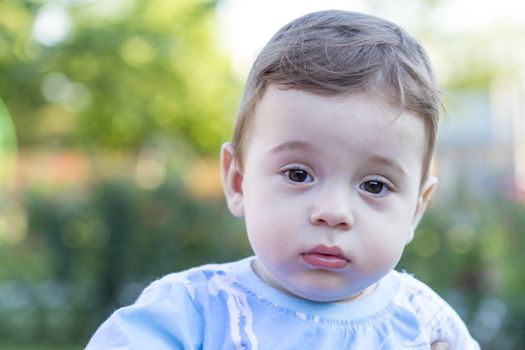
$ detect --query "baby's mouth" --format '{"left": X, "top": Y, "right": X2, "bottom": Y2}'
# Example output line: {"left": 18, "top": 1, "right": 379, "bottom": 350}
{"left": 301, "top": 245, "right": 350, "bottom": 269}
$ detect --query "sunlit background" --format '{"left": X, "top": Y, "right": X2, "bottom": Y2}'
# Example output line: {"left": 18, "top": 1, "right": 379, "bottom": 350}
{"left": 0, "top": 0, "right": 524, "bottom": 349}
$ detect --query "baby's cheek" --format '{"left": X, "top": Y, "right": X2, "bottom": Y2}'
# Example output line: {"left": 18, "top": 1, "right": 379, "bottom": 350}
{"left": 363, "top": 233, "right": 406, "bottom": 266}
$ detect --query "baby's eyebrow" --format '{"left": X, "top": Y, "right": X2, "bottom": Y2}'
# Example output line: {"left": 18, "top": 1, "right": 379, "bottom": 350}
{"left": 269, "top": 140, "right": 317, "bottom": 154}
{"left": 365, "top": 154, "right": 408, "bottom": 177}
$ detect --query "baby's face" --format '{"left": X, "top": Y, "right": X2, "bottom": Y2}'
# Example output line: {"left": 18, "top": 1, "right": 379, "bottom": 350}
{"left": 231, "top": 86, "right": 435, "bottom": 302}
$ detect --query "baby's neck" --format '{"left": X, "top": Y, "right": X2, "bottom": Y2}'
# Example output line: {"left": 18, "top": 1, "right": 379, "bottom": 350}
{"left": 250, "top": 259, "right": 378, "bottom": 304}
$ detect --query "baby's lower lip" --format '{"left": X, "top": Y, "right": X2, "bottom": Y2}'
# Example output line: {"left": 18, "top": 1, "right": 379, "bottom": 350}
{"left": 301, "top": 253, "right": 349, "bottom": 269}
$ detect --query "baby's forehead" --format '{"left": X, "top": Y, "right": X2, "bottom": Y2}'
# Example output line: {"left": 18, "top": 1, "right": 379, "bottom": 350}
{"left": 253, "top": 86, "right": 421, "bottom": 126}
{"left": 251, "top": 86, "right": 427, "bottom": 146}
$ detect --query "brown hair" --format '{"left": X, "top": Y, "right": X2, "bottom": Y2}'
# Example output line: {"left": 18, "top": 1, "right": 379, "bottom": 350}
{"left": 232, "top": 10, "right": 441, "bottom": 182}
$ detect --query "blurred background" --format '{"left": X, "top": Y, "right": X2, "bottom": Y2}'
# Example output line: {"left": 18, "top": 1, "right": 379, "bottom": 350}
{"left": 0, "top": 0, "right": 524, "bottom": 348}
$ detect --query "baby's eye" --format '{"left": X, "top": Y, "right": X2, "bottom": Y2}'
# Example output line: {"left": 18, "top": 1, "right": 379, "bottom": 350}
{"left": 360, "top": 180, "right": 390, "bottom": 195}
{"left": 282, "top": 168, "right": 314, "bottom": 183}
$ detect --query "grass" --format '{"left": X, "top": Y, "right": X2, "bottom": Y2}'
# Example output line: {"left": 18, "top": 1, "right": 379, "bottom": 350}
{"left": 0, "top": 345, "right": 81, "bottom": 350}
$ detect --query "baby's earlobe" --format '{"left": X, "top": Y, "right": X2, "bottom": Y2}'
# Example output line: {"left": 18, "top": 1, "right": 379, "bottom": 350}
{"left": 410, "top": 176, "right": 438, "bottom": 233}
{"left": 406, "top": 228, "right": 415, "bottom": 245}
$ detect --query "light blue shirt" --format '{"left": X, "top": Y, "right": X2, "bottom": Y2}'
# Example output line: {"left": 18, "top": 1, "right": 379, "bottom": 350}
{"left": 86, "top": 257, "right": 480, "bottom": 349}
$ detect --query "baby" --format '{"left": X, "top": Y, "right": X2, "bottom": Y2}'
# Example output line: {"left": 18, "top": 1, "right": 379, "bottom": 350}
{"left": 86, "top": 10, "right": 480, "bottom": 349}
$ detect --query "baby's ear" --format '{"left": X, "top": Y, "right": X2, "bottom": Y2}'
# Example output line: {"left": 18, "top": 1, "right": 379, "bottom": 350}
{"left": 407, "top": 176, "right": 438, "bottom": 243}
{"left": 220, "top": 142, "right": 244, "bottom": 217}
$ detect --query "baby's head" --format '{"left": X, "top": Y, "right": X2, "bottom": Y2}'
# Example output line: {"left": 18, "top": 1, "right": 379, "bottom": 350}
{"left": 221, "top": 10, "right": 441, "bottom": 302}
{"left": 233, "top": 10, "right": 440, "bottom": 183}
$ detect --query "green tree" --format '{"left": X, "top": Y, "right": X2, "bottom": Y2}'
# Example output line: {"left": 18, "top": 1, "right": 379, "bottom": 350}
{"left": 0, "top": 0, "right": 239, "bottom": 153}
{"left": 0, "top": 98, "right": 16, "bottom": 188}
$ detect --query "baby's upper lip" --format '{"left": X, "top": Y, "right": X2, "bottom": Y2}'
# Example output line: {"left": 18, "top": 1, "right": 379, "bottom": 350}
{"left": 304, "top": 245, "right": 349, "bottom": 260}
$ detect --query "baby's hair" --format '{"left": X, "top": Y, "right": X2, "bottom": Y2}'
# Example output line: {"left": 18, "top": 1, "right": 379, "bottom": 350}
{"left": 233, "top": 10, "right": 441, "bottom": 182}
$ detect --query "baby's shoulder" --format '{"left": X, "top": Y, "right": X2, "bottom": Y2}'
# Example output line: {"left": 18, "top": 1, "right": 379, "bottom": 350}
{"left": 390, "top": 271, "right": 480, "bottom": 349}
{"left": 391, "top": 271, "right": 465, "bottom": 334}
{"left": 140, "top": 260, "right": 243, "bottom": 304}
{"left": 392, "top": 270, "right": 450, "bottom": 313}
{"left": 395, "top": 270, "right": 442, "bottom": 296}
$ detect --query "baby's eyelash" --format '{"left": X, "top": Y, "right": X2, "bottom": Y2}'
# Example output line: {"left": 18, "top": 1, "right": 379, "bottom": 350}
{"left": 280, "top": 165, "right": 314, "bottom": 184}
{"left": 360, "top": 176, "right": 395, "bottom": 196}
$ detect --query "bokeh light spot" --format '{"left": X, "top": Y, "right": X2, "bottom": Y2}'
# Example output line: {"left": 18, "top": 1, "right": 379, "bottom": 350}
{"left": 412, "top": 229, "right": 441, "bottom": 257}
{"left": 447, "top": 223, "right": 475, "bottom": 254}
{"left": 32, "top": 4, "right": 72, "bottom": 47}
{"left": 134, "top": 149, "right": 167, "bottom": 190}
{"left": 41, "top": 72, "right": 92, "bottom": 112}
{"left": 0, "top": 203, "right": 28, "bottom": 245}
{"left": 120, "top": 36, "right": 155, "bottom": 67}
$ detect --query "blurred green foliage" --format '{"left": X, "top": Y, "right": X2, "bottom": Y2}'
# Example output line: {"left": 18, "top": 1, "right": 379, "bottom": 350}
{"left": 0, "top": 98, "right": 17, "bottom": 188}
{"left": 0, "top": 0, "right": 239, "bottom": 153}
{"left": 0, "top": 0, "right": 524, "bottom": 349}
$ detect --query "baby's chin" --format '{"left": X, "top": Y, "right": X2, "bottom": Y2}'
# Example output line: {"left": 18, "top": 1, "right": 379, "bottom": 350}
{"left": 282, "top": 282, "right": 375, "bottom": 303}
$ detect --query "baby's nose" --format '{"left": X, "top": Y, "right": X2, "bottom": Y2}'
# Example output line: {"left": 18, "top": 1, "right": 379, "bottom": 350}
{"left": 309, "top": 187, "right": 354, "bottom": 230}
